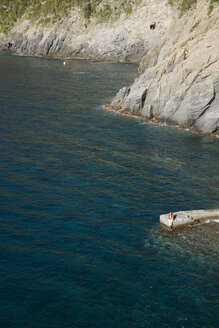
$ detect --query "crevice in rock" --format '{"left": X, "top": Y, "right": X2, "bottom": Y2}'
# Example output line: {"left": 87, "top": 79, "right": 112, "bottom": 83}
{"left": 46, "top": 37, "right": 55, "bottom": 56}
{"left": 212, "top": 126, "right": 218, "bottom": 135}
{"left": 191, "top": 89, "right": 216, "bottom": 127}
{"left": 199, "top": 89, "right": 215, "bottom": 116}
{"left": 141, "top": 89, "right": 147, "bottom": 109}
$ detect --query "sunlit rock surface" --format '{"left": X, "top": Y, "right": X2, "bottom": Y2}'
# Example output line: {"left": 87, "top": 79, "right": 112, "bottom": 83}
{"left": 160, "top": 209, "right": 219, "bottom": 230}
{"left": 109, "top": 1, "right": 219, "bottom": 135}
{"left": 0, "top": 0, "right": 173, "bottom": 62}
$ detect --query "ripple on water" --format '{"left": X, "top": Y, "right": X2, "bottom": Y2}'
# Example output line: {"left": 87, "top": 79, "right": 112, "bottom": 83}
{"left": 0, "top": 52, "right": 219, "bottom": 328}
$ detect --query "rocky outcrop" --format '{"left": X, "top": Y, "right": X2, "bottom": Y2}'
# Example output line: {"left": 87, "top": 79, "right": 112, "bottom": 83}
{"left": 0, "top": 0, "right": 173, "bottom": 62}
{"left": 160, "top": 209, "right": 219, "bottom": 230}
{"left": 109, "top": 0, "right": 219, "bottom": 135}
{"left": 1, "top": 1, "right": 218, "bottom": 135}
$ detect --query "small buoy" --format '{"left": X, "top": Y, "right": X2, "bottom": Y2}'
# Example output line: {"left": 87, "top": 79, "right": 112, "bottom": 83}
{"left": 63, "top": 61, "right": 69, "bottom": 65}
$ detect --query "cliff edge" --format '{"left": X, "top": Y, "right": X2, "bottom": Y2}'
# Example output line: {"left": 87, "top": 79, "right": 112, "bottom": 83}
{"left": 109, "top": 0, "right": 219, "bottom": 135}
{"left": 1, "top": 0, "right": 218, "bottom": 135}
{"left": 0, "top": 0, "right": 172, "bottom": 62}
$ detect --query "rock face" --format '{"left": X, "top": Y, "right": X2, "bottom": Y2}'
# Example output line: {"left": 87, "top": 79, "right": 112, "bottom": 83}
{"left": 0, "top": 0, "right": 173, "bottom": 62}
{"left": 110, "top": 0, "right": 219, "bottom": 135}
{"left": 1, "top": 1, "right": 218, "bottom": 135}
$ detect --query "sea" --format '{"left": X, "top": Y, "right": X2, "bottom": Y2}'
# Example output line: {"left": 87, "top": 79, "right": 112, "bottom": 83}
{"left": 0, "top": 51, "right": 219, "bottom": 328}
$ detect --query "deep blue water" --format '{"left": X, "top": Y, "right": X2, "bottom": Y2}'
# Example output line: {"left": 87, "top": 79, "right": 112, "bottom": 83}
{"left": 0, "top": 51, "right": 219, "bottom": 328}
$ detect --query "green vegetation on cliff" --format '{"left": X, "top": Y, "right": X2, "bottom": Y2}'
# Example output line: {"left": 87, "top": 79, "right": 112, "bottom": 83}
{"left": 169, "top": 0, "right": 197, "bottom": 15}
{"left": 1, "top": 0, "right": 217, "bottom": 34}
{"left": 169, "top": 0, "right": 218, "bottom": 16}
{"left": 0, "top": 0, "right": 141, "bottom": 34}
{"left": 208, "top": 0, "right": 219, "bottom": 13}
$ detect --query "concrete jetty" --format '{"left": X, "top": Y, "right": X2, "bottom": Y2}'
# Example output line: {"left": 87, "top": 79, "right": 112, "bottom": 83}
{"left": 160, "top": 209, "right": 219, "bottom": 231}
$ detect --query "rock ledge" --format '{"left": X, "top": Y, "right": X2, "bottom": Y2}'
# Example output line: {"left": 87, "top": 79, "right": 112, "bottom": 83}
{"left": 160, "top": 209, "right": 219, "bottom": 231}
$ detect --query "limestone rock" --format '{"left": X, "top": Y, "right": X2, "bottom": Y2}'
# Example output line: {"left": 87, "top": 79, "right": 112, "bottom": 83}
{"left": 110, "top": 1, "right": 219, "bottom": 135}
{"left": 0, "top": 0, "right": 173, "bottom": 62}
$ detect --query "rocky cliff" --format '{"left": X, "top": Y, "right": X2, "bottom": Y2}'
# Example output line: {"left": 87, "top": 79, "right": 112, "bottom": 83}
{"left": 0, "top": 0, "right": 173, "bottom": 62}
{"left": 1, "top": 0, "right": 218, "bottom": 135}
{"left": 109, "top": 0, "right": 219, "bottom": 135}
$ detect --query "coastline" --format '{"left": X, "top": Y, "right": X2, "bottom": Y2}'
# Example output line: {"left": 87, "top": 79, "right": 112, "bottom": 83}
{"left": 2, "top": 49, "right": 218, "bottom": 139}
{"left": 103, "top": 104, "right": 219, "bottom": 139}
{"left": 107, "top": 1, "right": 219, "bottom": 137}
{"left": 0, "top": 0, "right": 172, "bottom": 64}
{"left": 1, "top": 0, "right": 218, "bottom": 137}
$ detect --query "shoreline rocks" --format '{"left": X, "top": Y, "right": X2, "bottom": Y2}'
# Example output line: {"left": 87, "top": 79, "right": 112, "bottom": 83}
{"left": 0, "top": 0, "right": 173, "bottom": 63}
{"left": 1, "top": 1, "right": 218, "bottom": 136}
{"left": 104, "top": 103, "right": 219, "bottom": 138}
{"left": 109, "top": 1, "right": 219, "bottom": 136}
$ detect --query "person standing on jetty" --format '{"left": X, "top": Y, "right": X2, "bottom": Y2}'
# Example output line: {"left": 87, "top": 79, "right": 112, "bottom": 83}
{"left": 168, "top": 212, "right": 174, "bottom": 229}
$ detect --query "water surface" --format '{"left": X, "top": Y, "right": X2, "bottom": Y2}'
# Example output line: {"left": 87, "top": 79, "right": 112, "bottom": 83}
{"left": 0, "top": 52, "right": 219, "bottom": 328}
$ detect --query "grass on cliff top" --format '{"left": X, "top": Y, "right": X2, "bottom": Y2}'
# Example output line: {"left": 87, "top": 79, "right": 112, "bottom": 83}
{"left": 0, "top": 0, "right": 86, "bottom": 33}
{"left": 169, "top": 0, "right": 219, "bottom": 16}
{"left": 0, "top": 0, "right": 141, "bottom": 34}
{"left": 168, "top": 0, "right": 197, "bottom": 16}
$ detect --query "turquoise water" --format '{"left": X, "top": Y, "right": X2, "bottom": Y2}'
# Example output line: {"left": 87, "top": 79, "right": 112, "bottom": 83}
{"left": 0, "top": 51, "right": 219, "bottom": 328}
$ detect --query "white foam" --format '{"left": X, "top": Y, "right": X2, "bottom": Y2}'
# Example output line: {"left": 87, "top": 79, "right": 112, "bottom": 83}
{"left": 140, "top": 122, "right": 150, "bottom": 125}
{"left": 204, "top": 219, "right": 219, "bottom": 224}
